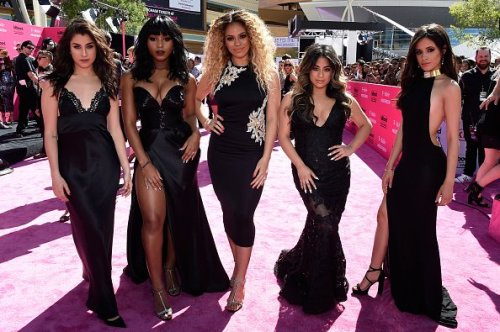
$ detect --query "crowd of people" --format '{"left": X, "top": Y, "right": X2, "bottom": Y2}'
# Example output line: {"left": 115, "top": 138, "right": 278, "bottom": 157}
{"left": 1, "top": 9, "right": 499, "bottom": 330}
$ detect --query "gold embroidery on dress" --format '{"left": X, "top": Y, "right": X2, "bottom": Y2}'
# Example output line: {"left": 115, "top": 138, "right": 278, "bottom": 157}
{"left": 214, "top": 61, "right": 247, "bottom": 94}
{"left": 247, "top": 96, "right": 268, "bottom": 145}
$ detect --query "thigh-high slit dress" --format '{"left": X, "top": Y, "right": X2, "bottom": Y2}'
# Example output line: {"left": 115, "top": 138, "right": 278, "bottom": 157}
{"left": 124, "top": 85, "right": 229, "bottom": 295}
{"left": 386, "top": 77, "right": 457, "bottom": 328}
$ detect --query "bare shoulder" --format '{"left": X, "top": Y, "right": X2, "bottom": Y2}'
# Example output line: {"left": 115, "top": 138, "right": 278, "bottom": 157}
{"left": 436, "top": 75, "right": 460, "bottom": 93}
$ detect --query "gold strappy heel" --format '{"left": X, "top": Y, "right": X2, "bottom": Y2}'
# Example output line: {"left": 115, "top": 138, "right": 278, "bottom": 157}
{"left": 152, "top": 288, "right": 173, "bottom": 320}
{"left": 225, "top": 279, "right": 245, "bottom": 312}
{"left": 164, "top": 268, "right": 181, "bottom": 296}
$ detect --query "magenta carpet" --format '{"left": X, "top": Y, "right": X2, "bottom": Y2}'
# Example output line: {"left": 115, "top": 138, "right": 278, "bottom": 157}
{"left": 1, "top": 130, "right": 499, "bottom": 331}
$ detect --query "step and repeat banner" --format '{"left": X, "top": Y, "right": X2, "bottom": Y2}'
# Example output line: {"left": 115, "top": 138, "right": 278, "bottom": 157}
{"left": 346, "top": 81, "right": 466, "bottom": 173}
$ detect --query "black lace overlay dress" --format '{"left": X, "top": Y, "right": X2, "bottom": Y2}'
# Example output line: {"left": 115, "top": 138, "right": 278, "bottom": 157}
{"left": 124, "top": 85, "right": 229, "bottom": 295}
{"left": 208, "top": 62, "right": 268, "bottom": 247}
{"left": 57, "top": 87, "right": 120, "bottom": 319}
{"left": 387, "top": 77, "right": 457, "bottom": 328}
{"left": 274, "top": 102, "right": 350, "bottom": 314}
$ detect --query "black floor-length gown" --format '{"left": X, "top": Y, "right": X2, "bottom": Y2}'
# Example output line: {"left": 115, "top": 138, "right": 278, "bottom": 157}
{"left": 57, "top": 87, "right": 120, "bottom": 319}
{"left": 387, "top": 77, "right": 458, "bottom": 328}
{"left": 274, "top": 102, "right": 350, "bottom": 314}
{"left": 207, "top": 61, "right": 268, "bottom": 247}
{"left": 124, "top": 85, "right": 229, "bottom": 295}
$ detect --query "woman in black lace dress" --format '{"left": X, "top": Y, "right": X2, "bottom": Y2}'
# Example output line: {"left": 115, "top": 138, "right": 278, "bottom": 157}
{"left": 274, "top": 44, "right": 372, "bottom": 314}
{"left": 195, "top": 10, "right": 281, "bottom": 312}
{"left": 122, "top": 16, "right": 229, "bottom": 321}
{"left": 42, "top": 18, "right": 131, "bottom": 328}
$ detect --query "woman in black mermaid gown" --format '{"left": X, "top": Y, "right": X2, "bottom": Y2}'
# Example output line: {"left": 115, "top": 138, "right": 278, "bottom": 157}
{"left": 386, "top": 24, "right": 460, "bottom": 328}
{"left": 42, "top": 19, "right": 131, "bottom": 328}
{"left": 274, "top": 44, "right": 372, "bottom": 314}
{"left": 122, "top": 16, "right": 229, "bottom": 320}
{"left": 195, "top": 10, "right": 281, "bottom": 312}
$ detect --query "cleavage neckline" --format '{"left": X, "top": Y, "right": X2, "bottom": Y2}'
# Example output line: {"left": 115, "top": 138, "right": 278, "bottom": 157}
{"left": 134, "top": 85, "right": 182, "bottom": 106}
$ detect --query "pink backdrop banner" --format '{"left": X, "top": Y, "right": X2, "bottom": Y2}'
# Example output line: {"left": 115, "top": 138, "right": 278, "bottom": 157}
{"left": 346, "top": 82, "right": 401, "bottom": 160}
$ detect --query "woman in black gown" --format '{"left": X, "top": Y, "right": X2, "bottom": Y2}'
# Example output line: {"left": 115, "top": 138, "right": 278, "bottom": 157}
{"left": 274, "top": 44, "right": 372, "bottom": 314}
{"left": 122, "top": 16, "right": 229, "bottom": 321}
{"left": 385, "top": 24, "right": 460, "bottom": 328}
{"left": 42, "top": 18, "right": 131, "bottom": 328}
{"left": 195, "top": 10, "right": 281, "bottom": 312}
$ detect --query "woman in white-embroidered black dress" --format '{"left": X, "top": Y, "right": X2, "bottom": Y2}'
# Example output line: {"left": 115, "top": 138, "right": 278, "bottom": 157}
{"left": 195, "top": 10, "right": 280, "bottom": 312}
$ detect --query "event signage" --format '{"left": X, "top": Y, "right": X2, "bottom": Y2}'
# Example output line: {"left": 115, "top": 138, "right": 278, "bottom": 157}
{"left": 274, "top": 37, "right": 298, "bottom": 48}
{"left": 144, "top": 0, "right": 205, "bottom": 31}
{"left": 346, "top": 81, "right": 466, "bottom": 173}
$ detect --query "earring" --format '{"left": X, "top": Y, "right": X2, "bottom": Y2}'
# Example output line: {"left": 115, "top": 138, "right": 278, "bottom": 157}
{"left": 441, "top": 57, "right": 444, "bottom": 66}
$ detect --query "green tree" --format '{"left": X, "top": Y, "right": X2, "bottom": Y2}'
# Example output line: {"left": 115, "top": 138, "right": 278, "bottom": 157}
{"left": 61, "top": 0, "right": 148, "bottom": 35}
{"left": 449, "top": 0, "right": 500, "bottom": 43}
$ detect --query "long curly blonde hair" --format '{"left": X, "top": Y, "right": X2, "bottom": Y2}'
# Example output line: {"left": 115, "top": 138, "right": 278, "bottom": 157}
{"left": 203, "top": 10, "right": 276, "bottom": 92}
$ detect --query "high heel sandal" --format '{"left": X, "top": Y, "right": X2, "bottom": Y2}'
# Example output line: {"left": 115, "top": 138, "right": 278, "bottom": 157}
{"left": 152, "top": 288, "right": 173, "bottom": 321}
{"left": 352, "top": 265, "right": 385, "bottom": 295}
{"left": 466, "top": 182, "right": 489, "bottom": 207}
{"left": 225, "top": 279, "right": 245, "bottom": 312}
{"left": 164, "top": 268, "right": 181, "bottom": 296}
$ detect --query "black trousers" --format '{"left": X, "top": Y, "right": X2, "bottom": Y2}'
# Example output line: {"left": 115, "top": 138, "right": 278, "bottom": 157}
{"left": 16, "top": 85, "right": 37, "bottom": 134}
{"left": 462, "top": 118, "right": 485, "bottom": 177}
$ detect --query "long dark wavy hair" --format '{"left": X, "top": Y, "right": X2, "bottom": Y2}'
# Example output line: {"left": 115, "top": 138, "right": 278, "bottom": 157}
{"left": 131, "top": 16, "right": 188, "bottom": 84}
{"left": 397, "top": 23, "right": 457, "bottom": 109}
{"left": 46, "top": 18, "right": 117, "bottom": 98}
{"left": 289, "top": 43, "right": 351, "bottom": 124}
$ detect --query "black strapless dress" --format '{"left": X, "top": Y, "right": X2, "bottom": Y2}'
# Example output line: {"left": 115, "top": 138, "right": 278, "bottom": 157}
{"left": 387, "top": 77, "right": 457, "bottom": 328}
{"left": 57, "top": 87, "right": 121, "bottom": 319}
{"left": 124, "top": 85, "right": 229, "bottom": 295}
{"left": 274, "top": 103, "right": 350, "bottom": 314}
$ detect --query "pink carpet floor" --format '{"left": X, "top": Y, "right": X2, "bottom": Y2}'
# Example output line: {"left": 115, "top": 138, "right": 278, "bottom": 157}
{"left": 1, "top": 130, "right": 499, "bottom": 331}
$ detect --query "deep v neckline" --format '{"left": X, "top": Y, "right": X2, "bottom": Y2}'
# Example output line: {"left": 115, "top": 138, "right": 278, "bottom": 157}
{"left": 134, "top": 85, "right": 182, "bottom": 107}
{"left": 313, "top": 102, "right": 336, "bottom": 128}
{"left": 62, "top": 86, "right": 105, "bottom": 112}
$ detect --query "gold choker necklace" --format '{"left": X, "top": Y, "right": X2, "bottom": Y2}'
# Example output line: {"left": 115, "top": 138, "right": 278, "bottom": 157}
{"left": 423, "top": 69, "right": 441, "bottom": 78}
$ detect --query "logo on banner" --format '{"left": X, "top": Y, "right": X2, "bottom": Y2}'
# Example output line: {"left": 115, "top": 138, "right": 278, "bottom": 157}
{"left": 352, "top": 87, "right": 359, "bottom": 97}
{"left": 370, "top": 90, "right": 377, "bottom": 102}
{"left": 380, "top": 115, "right": 387, "bottom": 128}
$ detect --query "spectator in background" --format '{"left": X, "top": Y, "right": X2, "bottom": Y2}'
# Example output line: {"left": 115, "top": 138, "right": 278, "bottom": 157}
{"left": 15, "top": 40, "right": 38, "bottom": 137}
{"left": 282, "top": 59, "right": 297, "bottom": 96}
{"left": 104, "top": 31, "right": 125, "bottom": 87}
{"left": 0, "top": 50, "right": 15, "bottom": 128}
{"left": 194, "top": 55, "right": 202, "bottom": 76}
{"left": 455, "top": 47, "right": 493, "bottom": 186}
{"left": 33, "top": 50, "right": 53, "bottom": 159}
{"left": 188, "top": 57, "right": 200, "bottom": 78}
{"left": 123, "top": 46, "right": 135, "bottom": 70}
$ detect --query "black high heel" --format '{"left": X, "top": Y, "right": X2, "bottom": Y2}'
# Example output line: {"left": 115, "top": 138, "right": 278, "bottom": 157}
{"left": 466, "top": 182, "right": 489, "bottom": 208}
{"left": 352, "top": 265, "right": 384, "bottom": 295}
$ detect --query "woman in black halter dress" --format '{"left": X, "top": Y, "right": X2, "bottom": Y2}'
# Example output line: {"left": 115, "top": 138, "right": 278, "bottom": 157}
{"left": 42, "top": 19, "right": 131, "bottom": 328}
{"left": 386, "top": 24, "right": 460, "bottom": 328}
{"left": 122, "top": 16, "right": 229, "bottom": 321}
{"left": 274, "top": 44, "right": 372, "bottom": 314}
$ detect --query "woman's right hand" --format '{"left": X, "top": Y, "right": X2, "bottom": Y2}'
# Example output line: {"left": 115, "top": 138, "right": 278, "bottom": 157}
{"left": 204, "top": 114, "right": 225, "bottom": 135}
{"left": 480, "top": 92, "right": 499, "bottom": 110}
{"left": 141, "top": 161, "right": 163, "bottom": 191}
{"left": 52, "top": 175, "right": 71, "bottom": 202}
{"left": 381, "top": 169, "right": 394, "bottom": 194}
{"left": 297, "top": 164, "right": 318, "bottom": 193}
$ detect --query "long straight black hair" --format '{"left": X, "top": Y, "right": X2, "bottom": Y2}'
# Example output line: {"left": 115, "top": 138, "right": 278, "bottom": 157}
{"left": 131, "top": 15, "right": 189, "bottom": 85}
{"left": 397, "top": 23, "right": 457, "bottom": 109}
